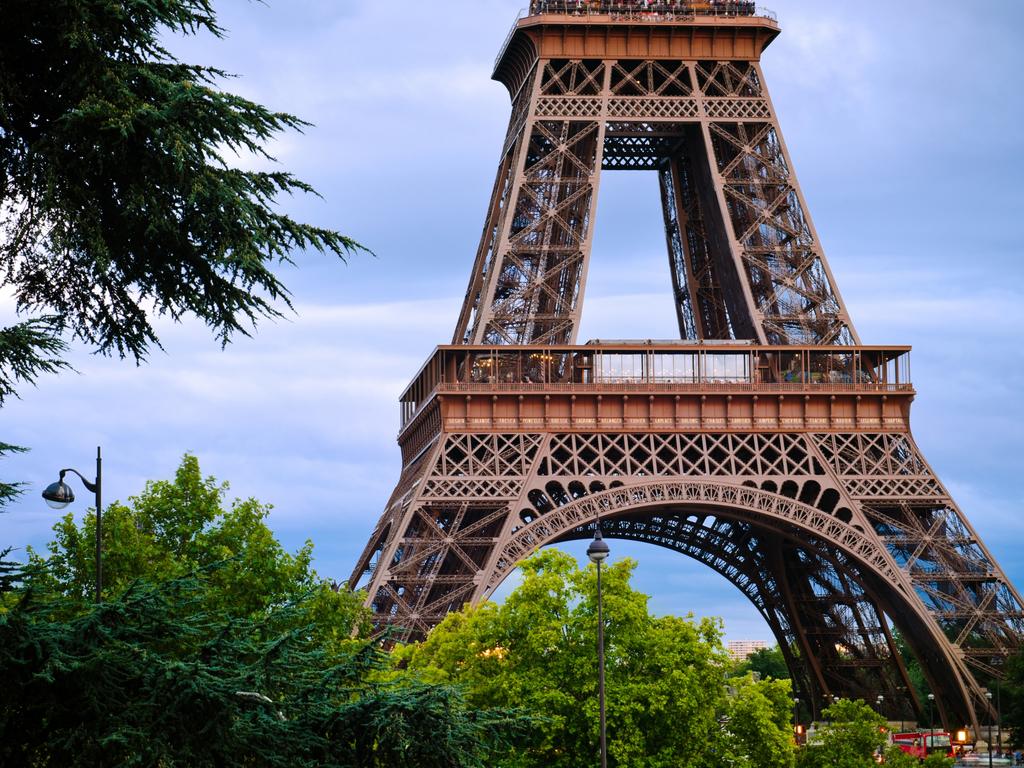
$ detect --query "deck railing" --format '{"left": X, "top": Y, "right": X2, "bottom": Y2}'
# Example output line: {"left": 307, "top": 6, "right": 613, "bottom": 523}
{"left": 495, "top": 2, "right": 777, "bottom": 71}
{"left": 398, "top": 343, "right": 912, "bottom": 430}
{"left": 527, "top": 1, "right": 775, "bottom": 22}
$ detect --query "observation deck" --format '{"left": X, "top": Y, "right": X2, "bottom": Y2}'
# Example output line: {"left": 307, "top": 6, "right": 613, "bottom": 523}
{"left": 495, "top": 0, "right": 780, "bottom": 85}
{"left": 527, "top": 1, "right": 773, "bottom": 22}
{"left": 397, "top": 343, "right": 913, "bottom": 461}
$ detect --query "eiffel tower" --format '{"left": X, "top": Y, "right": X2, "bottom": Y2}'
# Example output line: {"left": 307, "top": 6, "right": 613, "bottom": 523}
{"left": 349, "top": 1, "right": 1023, "bottom": 730}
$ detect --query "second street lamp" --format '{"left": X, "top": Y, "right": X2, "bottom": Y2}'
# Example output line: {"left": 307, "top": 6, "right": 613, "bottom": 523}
{"left": 587, "top": 528, "right": 610, "bottom": 768}
{"left": 996, "top": 679, "right": 1002, "bottom": 760}
{"left": 793, "top": 696, "right": 801, "bottom": 745}
{"left": 986, "top": 690, "right": 994, "bottom": 768}
{"left": 42, "top": 447, "right": 103, "bottom": 602}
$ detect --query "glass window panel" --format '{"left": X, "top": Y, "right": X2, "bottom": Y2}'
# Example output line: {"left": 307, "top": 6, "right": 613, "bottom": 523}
{"left": 705, "top": 354, "right": 750, "bottom": 382}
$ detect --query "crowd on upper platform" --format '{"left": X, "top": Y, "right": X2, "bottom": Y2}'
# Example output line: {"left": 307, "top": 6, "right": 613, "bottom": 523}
{"left": 529, "top": 0, "right": 759, "bottom": 18}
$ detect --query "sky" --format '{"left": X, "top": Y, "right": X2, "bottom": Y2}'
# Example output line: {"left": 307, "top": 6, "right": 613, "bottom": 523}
{"left": 2, "top": 0, "right": 1023, "bottom": 643}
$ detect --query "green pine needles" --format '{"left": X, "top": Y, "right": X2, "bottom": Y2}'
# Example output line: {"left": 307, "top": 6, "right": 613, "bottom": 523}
{"left": 0, "top": 0, "right": 368, "bottom": 511}
{"left": 0, "top": 561, "right": 526, "bottom": 767}
{"left": 1, "top": 456, "right": 529, "bottom": 765}
{"left": 0, "top": 0, "right": 365, "bottom": 397}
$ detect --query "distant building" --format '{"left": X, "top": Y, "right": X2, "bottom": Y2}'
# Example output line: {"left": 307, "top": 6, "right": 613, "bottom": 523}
{"left": 728, "top": 640, "right": 770, "bottom": 661}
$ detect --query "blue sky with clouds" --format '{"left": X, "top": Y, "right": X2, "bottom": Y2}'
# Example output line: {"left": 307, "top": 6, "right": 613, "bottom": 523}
{"left": 2, "top": 0, "right": 1022, "bottom": 642}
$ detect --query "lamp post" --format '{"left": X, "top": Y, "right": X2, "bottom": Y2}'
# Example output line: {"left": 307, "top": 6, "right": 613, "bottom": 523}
{"left": 927, "top": 692, "right": 935, "bottom": 737}
{"left": 793, "top": 696, "right": 800, "bottom": 745}
{"left": 587, "top": 528, "right": 610, "bottom": 768}
{"left": 996, "top": 679, "right": 1002, "bottom": 759}
{"left": 876, "top": 694, "right": 884, "bottom": 722}
{"left": 986, "top": 690, "right": 994, "bottom": 768}
{"left": 42, "top": 447, "right": 102, "bottom": 602}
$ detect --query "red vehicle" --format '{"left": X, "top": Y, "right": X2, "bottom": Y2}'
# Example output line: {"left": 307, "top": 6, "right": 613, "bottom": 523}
{"left": 890, "top": 731, "right": 955, "bottom": 760}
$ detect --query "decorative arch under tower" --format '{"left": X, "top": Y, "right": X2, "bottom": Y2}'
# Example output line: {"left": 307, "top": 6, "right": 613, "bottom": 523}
{"left": 349, "top": 1, "right": 1023, "bottom": 733}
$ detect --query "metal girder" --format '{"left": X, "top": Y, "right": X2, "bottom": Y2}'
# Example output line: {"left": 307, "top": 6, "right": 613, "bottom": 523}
{"left": 352, "top": 7, "right": 1023, "bottom": 743}
{"left": 351, "top": 414, "right": 1024, "bottom": 731}
{"left": 451, "top": 46, "right": 858, "bottom": 346}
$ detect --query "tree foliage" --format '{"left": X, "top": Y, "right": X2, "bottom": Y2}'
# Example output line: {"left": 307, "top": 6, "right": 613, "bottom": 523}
{"left": 720, "top": 675, "right": 796, "bottom": 768}
{"left": 0, "top": 1, "right": 367, "bottom": 499}
{"left": 3, "top": 457, "right": 530, "bottom": 765}
{"left": 880, "top": 744, "right": 920, "bottom": 768}
{"left": 27, "top": 454, "right": 369, "bottom": 647}
{"left": 892, "top": 629, "right": 932, "bottom": 710}
{"left": 0, "top": 441, "right": 29, "bottom": 509}
{"left": 732, "top": 644, "right": 790, "bottom": 681}
{"left": 1, "top": 0, "right": 364, "bottom": 365}
{"left": 401, "top": 549, "right": 793, "bottom": 768}
{"left": 0, "top": 560, "right": 525, "bottom": 767}
{"left": 796, "top": 699, "right": 888, "bottom": 768}
{"left": 0, "top": 317, "right": 69, "bottom": 407}
{"left": 1003, "top": 650, "right": 1024, "bottom": 748}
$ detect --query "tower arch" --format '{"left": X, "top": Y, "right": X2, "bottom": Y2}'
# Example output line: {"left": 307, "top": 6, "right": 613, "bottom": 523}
{"left": 349, "top": 1, "right": 1024, "bottom": 736}
{"left": 482, "top": 479, "right": 979, "bottom": 725}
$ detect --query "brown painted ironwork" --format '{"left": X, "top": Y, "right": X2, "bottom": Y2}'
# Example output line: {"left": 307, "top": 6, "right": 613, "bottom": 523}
{"left": 349, "top": 2, "right": 1022, "bottom": 735}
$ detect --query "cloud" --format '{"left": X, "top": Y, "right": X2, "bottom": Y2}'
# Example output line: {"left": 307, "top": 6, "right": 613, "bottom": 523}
{"left": 762, "top": 7, "right": 878, "bottom": 109}
{"left": 0, "top": 295, "right": 458, "bottom": 572}
{"left": 2, "top": 0, "right": 1022, "bottom": 637}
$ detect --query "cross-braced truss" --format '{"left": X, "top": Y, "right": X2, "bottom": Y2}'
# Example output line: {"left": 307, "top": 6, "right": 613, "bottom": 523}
{"left": 453, "top": 49, "right": 857, "bottom": 346}
{"left": 354, "top": 9, "right": 1022, "bottom": 738}
{"left": 352, "top": 420, "right": 1023, "bottom": 729}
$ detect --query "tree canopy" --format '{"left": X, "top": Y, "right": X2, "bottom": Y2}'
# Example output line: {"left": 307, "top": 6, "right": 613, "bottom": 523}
{"left": 400, "top": 549, "right": 795, "bottom": 768}
{"left": 3, "top": 457, "right": 530, "bottom": 766}
{"left": 720, "top": 674, "right": 796, "bottom": 768}
{"left": 796, "top": 698, "right": 888, "bottom": 768}
{"left": 732, "top": 644, "right": 790, "bottom": 681}
{"left": 0, "top": 562, "right": 525, "bottom": 767}
{"left": 1002, "top": 650, "right": 1024, "bottom": 748}
{"left": 26, "top": 453, "right": 368, "bottom": 649}
{"left": 0, "top": 0, "right": 365, "bottom": 505}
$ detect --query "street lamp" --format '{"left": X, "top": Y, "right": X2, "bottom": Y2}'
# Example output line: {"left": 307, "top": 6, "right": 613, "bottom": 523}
{"left": 825, "top": 694, "right": 836, "bottom": 727}
{"left": 996, "top": 679, "right": 1002, "bottom": 759}
{"left": 587, "top": 528, "right": 610, "bottom": 768}
{"left": 876, "top": 694, "right": 884, "bottom": 719}
{"left": 927, "top": 692, "right": 935, "bottom": 736}
{"left": 793, "top": 696, "right": 801, "bottom": 745}
{"left": 986, "top": 690, "right": 994, "bottom": 768}
{"left": 42, "top": 447, "right": 102, "bottom": 602}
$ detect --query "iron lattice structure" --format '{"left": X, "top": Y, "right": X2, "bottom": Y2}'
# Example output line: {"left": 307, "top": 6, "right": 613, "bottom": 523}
{"left": 350, "top": 2, "right": 1023, "bottom": 731}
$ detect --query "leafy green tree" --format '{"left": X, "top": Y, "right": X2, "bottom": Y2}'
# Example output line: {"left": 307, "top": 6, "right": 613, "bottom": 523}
{"left": 733, "top": 645, "right": 790, "bottom": 681}
{"left": 1004, "top": 650, "right": 1024, "bottom": 748}
{"left": 0, "top": 560, "right": 526, "bottom": 767}
{"left": 882, "top": 744, "right": 920, "bottom": 768}
{"left": 400, "top": 549, "right": 733, "bottom": 768}
{"left": 892, "top": 629, "right": 932, "bottom": 710}
{"left": 796, "top": 699, "right": 888, "bottom": 768}
{"left": 921, "top": 753, "right": 954, "bottom": 768}
{"left": 0, "top": 0, "right": 365, "bottom": 506}
{"left": 0, "top": 442, "right": 29, "bottom": 507}
{"left": 28, "top": 454, "right": 368, "bottom": 648}
{"left": 721, "top": 675, "right": 796, "bottom": 768}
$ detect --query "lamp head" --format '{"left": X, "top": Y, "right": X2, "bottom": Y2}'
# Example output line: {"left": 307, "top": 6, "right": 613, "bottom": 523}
{"left": 587, "top": 528, "right": 610, "bottom": 563}
{"left": 928, "top": 693, "right": 935, "bottom": 702}
{"left": 42, "top": 478, "right": 75, "bottom": 509}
